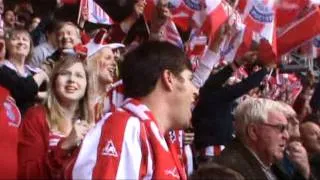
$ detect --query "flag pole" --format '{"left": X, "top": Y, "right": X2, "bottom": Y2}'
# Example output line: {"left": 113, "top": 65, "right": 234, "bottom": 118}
{"left": 77, "top": 0, "right": 83, "bottom": 25}
{"left": 143, "top": 14, "right": 150, "bottom": 36}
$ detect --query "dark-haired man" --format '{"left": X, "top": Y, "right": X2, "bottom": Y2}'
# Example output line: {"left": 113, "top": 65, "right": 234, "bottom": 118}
{"left": 73, "top": 41, "right": 198, "bottom": 179}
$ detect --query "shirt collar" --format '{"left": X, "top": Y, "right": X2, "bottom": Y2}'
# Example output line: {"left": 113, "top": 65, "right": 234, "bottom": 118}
{"left": 2, "top": 60, "right": 40, "bottom": 77}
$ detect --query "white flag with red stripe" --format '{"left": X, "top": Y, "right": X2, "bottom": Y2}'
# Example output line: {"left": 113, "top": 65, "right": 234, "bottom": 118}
{"left": 162, "top": 20, "right": 184, "bottom": 48}
{"left": 145, "top": 0, "right": 232, "bottom": 37}
{"left": 79, "top": 0, "right": 114, "bottom": 25}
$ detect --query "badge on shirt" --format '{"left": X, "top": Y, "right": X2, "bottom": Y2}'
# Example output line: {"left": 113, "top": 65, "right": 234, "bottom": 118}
{"left": 3, "top": 98, "right": 21, "bottom": 127}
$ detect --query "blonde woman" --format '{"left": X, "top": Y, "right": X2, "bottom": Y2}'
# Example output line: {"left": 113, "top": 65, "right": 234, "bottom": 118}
{"left": 85, "top": 28, "right": 124, "bottom": 121}
{"left": 18, "top": 55, "right": 92, "bottom": 179}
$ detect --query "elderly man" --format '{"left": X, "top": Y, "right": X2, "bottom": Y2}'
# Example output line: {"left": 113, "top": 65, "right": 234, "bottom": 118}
{"left": 42, "top": 21, "right": 82, "bottom": 75}
{"left": 214, "top": 98, "right": 289, "bottom": 179}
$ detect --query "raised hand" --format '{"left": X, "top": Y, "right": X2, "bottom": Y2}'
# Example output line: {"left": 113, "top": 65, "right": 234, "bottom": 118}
{"left": 61, "top": 120, "right": 91, "bottom": 150}
{"left": 150, "top": 0, "right": 172, "bottom": 34}
{"left": 234, "top": 51, "right": 259, "bottom": 67}
{"left": 133, "top": 0, "right": 147, "bottom": 18}
{"left": 209, "top": 22, "right": 232, "bottom": 53}
{"left": 287, "top": 141, "right": 311, "bottom": 179}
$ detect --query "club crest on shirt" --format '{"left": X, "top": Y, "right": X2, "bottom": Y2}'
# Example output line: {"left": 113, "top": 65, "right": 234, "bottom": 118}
{"left": 249, "top": 1, "right": 274, "bottom": 23}
{"left": 3, "top": 99, "right": 21, "bottom": 127}
{"left": 102, "top": 140, "right": 118, "bottom": 157}
{"left": 184, "top": 0, "right": 206, "bottom": 11}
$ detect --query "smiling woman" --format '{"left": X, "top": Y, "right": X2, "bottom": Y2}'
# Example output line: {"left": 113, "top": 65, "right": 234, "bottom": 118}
{"left": 0, "top": 29, "right": 48, "bottom": 115}
{"left": 85, "top": 28, "right": 125, "bottom": 122}
{"left": 18, "top": 55, "right": 93, "bottom": 179}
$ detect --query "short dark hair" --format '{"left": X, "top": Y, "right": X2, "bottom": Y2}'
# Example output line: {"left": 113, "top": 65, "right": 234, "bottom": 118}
{"left": 121, "top": 41, "right": 191, "bottom": 98}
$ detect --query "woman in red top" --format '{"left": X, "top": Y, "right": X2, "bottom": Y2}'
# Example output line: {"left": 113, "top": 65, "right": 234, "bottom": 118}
{"left": 0, "top": 86, "right": 21, "bottom": 179}
{"left": 18, "top": 55, "right": 92, "bottom": 179}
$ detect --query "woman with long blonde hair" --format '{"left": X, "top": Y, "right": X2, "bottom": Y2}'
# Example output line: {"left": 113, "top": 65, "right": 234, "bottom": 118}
{"left": 18, "top": 55, "right": 92, "bottom": 179}
{"left": 85, "top": 28, "right": 124, "bottom": 121}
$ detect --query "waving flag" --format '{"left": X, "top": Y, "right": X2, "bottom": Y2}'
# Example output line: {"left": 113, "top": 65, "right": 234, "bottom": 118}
{"left": 277, "top": 7, "right": 320, "bottom": 55}
{"left": 163, "top": 20, "right": 184, "bottom": 48}
{"left": 79, "top": 0, "right": 114, "bottom": 25}
{"left": 186, "top": 30, "right": 208, "bottom": 57}
{"left": 219, "top": 22, "right": 247, "bottom": 63}
{"left": 276, "top": 0, "right": 309, "bottom": 29}
{"left": 145, "top": 0, "right": 232, "bottom": 37}
{"left": 237, "top": 0, "right": 277, "bottom": 62}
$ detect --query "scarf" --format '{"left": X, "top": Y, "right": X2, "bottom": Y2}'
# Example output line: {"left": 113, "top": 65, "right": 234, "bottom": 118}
{"left": 122, "top": 98, "right": 187, "bottom": 180}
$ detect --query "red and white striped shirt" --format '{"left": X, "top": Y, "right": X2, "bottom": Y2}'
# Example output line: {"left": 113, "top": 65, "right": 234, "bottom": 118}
{"left": 73, "top": 99, "right": 187, "bottom": 179}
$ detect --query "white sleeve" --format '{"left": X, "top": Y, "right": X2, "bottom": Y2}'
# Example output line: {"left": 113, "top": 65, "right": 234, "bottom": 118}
{"left": 192, "top": 49, "right": 220, "bottom": 88}
{"left": 116, "top": 117, "right": 143, "bottom": 179}
{"left": 72, "top": 113, "right": 112, "bottom": 179}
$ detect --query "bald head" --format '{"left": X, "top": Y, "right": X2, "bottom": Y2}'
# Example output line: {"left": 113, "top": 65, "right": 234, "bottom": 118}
{"left": 300, "top": 121, "right": 320, "bottom": 155}
{"left": 277, "top": 102, "right": 300, "bottom": 141}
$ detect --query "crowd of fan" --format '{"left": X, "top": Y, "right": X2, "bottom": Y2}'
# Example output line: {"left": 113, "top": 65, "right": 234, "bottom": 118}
{"left": 0, "top": 0, "right": 319, "bottom": 179}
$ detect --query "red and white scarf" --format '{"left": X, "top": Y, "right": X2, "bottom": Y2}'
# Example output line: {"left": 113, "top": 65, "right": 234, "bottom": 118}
{"left": 122, "top": 98, "right": 187, "bottom": 180}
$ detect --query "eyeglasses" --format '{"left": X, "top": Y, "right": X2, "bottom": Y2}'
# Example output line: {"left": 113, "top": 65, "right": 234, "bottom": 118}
{"left": 260, "top": 123, "right": 288, "bottom": 133}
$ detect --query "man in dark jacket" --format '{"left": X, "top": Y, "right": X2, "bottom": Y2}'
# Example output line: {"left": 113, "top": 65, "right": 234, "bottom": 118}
{"left": 213, "top": 98, "right": 290, "bottom": 179}
{"left": 192, "top": 55, "right": 269, "bottom": 159}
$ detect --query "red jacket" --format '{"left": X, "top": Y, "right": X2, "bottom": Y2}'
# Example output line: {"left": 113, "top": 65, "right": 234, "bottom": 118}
{"left": 0, "top": 86, "right": 21, "bottom": 179}
{"left": 18, "top": 105, "right": 77, "bottom": 179}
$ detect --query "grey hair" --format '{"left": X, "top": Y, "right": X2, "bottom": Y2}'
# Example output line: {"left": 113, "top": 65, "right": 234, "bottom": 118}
{"left": 276, "top": 101, "right": 296, "bottom": 119}
{"left": 56, "top": 21, "right": 81, "bottom": 39}
{"left": 234, "top": 97, "right": 283, "bottom": 140}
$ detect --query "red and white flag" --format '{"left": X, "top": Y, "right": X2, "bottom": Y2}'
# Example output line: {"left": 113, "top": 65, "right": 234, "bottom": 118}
{"left": 145, "top": 0, "right": 232, "bottom": 37}
{"left": 277, "top": 6, "right": 320, "bottom": 55}
{"left": 276, "top": 0, "right": 309, "bottom": 29}
{"left": 219, "top": 23, "right": 247, "bottom": 63}
{"left": 162, "top": 20, "right": 184, "bottom": 48}
{"left": 186, "top": 30, "right": 208, "bottom": 58}
{"left": 79, "top": 0, "right": 114, "bottom": 25}
{"left": 237, "top": 0, "right": 277, "bottom": 62}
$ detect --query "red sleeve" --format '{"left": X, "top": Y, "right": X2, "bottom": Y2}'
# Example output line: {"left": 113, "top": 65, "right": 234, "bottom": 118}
{"left": 49, "top": 138, "right": 77, "bottom": 173}
{"left": 18, "top": 105, "right": 75, "bottom": 179}
{"left": 18, "top": 105, "right": 51, "bottom": 179}
{"left": 0, "top": 87, "right": 20, "bottom": 179}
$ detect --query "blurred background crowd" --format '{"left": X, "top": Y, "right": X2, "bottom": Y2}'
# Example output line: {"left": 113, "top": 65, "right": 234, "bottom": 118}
{"left": 0, "top": 0, "right": 319, "bottom": 179}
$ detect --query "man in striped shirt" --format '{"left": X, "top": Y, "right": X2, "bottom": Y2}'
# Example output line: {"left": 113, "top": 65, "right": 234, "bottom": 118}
{"left": 75, "top": 41, "right": 198, "bottom": 179}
